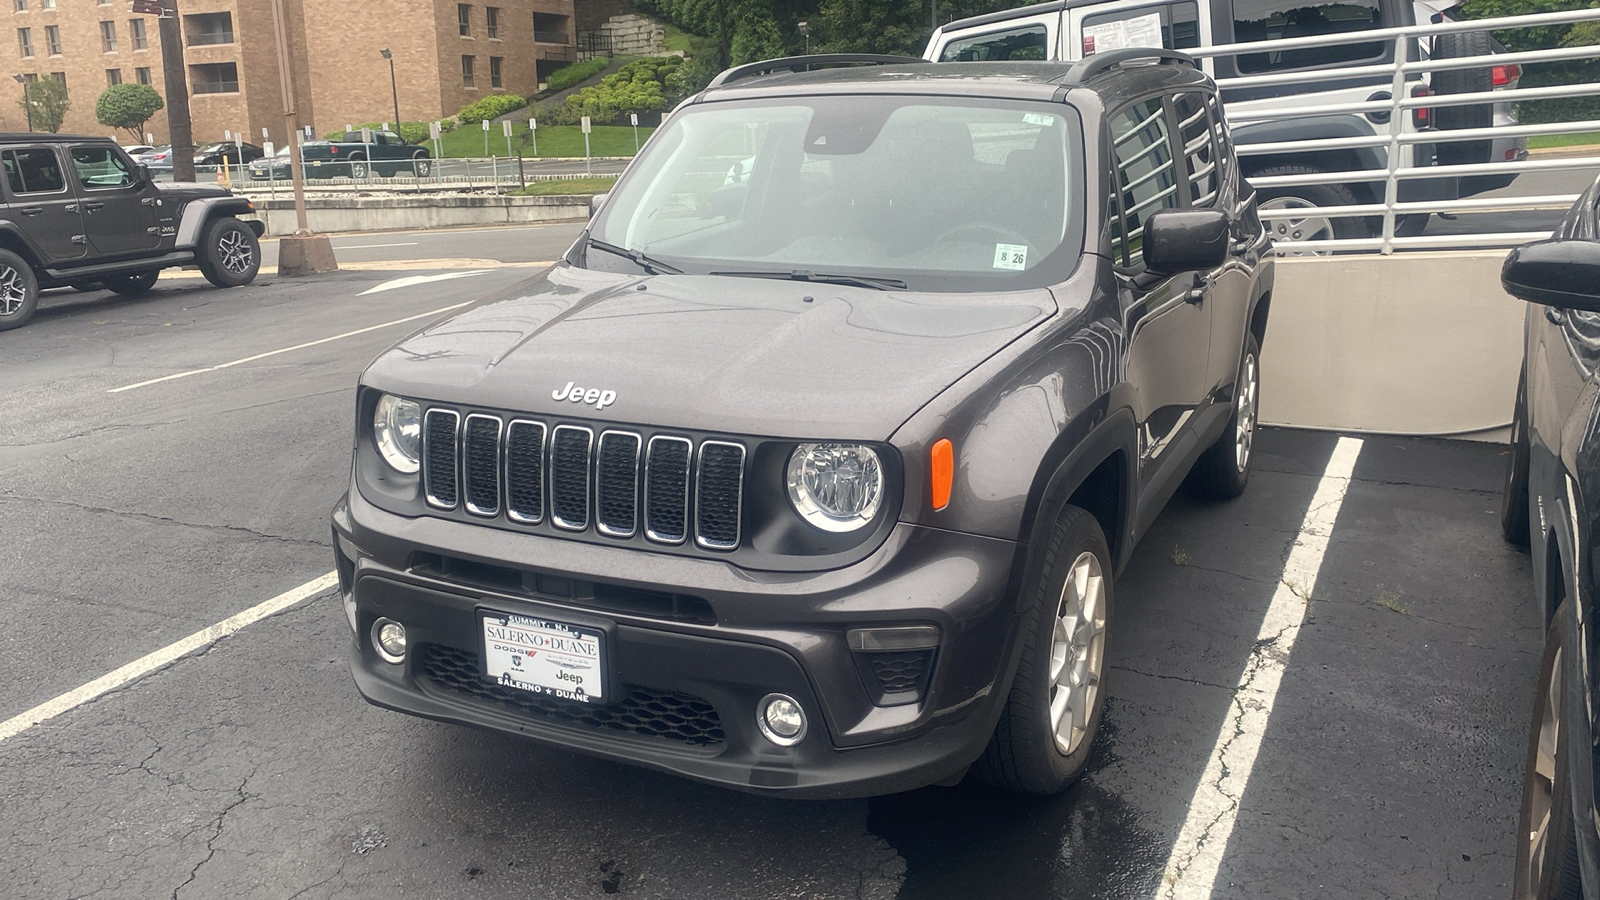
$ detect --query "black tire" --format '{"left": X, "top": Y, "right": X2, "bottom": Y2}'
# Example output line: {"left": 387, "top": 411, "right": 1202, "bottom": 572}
{"left": 975, "top": 505, "right": 1112, "bottom": 795}
{"left": 1395, "top": 213, "right": 1430, "bottom": 237}
{"left": 1188, "top": 333, "right": 1260, "bottom": 501}
{"left": 196, "top": 216, "right": 261, "bottom": 288}
{"left": 1503, "top": 371, "right": 1533, "bottom": 549}
{"left": 1432, "top": 31, "right": 1495, "bottom": 167}
{"left": 69, "top": 280, "right": 102, "bottom": 293}
{"left": 1251, "top": 164, "right": 1374, "bottom": 251}
{"left": 102, "top": 269, "right": 159, "bottom": 297}
{"left": 0, "top": 248, "right": 40, "bottom": 332}
{"left": 1513, "top": 603, "right": 1584, "bottom": 900}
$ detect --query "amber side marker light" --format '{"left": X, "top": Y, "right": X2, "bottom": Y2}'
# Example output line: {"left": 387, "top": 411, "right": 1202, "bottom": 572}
{"left": 931, "top": 439, "right": 954, "bottom": 511}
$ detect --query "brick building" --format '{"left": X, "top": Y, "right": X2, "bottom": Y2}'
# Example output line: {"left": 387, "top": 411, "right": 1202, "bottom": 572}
{"left": 6, "top": 0, "right": 577, "bottom": 146}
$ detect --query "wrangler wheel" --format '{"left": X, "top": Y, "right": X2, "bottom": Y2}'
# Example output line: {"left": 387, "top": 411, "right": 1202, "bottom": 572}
{"left": 0, "top": 249, "right": 40, "bottom": 331}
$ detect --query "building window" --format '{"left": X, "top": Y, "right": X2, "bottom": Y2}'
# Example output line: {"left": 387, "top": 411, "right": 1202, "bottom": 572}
{"left": 532, "top": 12, "right": 569, "bottom": 44}
{"left": 461, "top": 54, "right": 475, "bottom": 88}
{"left": 189, "top": 62, "right": 238, "bottom": 94}
{"left": 100, "top": 20, "right": 116, "bottom": 52}
{"left": 457, "top": 3, "right": 470, "bottom": 36}
{"left": 40, "top": 0, "right": 51, "bottom": 8}
{"left": 17, "top": 26, "right": 31, "bottom": 58}
{"left": 184, "top": 12, "right": 232, "bottom": 46}
{"left": 490, "top": 55, "right": 502, "bottom": 88}
{"left": 13, "top": 1, "right": 25, "bottom": 12}
{"left": 130, "top": 18, "right": 145, "bottom": 50}
{"left": 134, "top": 66, "right": 150, "bottom": 85}
{"left": 43, "top": 23, "right": 58, "bottom": 55}
{"left": 50, "top": 70, "right": 65, "bottom": 91}
{"left": 486, "top": 6, "right": 499, "bottom": 38}
{"left": 105, "top": 68, "right": 120, "bottom": 85}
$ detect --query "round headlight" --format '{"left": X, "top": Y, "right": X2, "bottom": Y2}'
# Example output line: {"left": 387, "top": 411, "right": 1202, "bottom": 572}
{"left": 786, "top": 443, "right": 883, "bottom": 532}
{"left": 373, "top": 394, "right": 422, "bottom": 474}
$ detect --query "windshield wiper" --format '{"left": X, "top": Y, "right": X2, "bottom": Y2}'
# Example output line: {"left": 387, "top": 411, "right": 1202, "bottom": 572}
{"left": 708, "top": 269, "right": 907, "bottom": 290}
{"left": 585, "top": 236, "right": 682, "bottom": 275}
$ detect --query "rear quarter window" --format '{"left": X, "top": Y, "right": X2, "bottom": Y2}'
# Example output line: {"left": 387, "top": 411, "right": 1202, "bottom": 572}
{"left": 1232, "top": 0, "right": 1387, "bottom": 73}
{"left": 939, "top": 24, "right": 1049, "bottom": 61}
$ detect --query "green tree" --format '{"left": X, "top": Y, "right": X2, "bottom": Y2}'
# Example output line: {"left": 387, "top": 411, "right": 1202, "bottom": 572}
{"left": 20, "top": 77, "right": 70, "bottom": 134}
{"left": 1461, "top": 0, "right": 1600, "bottom": 122}
{"left": 94, "top": 83, "right": 164, "bottom": 142}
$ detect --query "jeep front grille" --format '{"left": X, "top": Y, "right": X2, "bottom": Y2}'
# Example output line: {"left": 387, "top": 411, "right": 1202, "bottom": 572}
{"left": 422, "top": 408, "right": 745, "bottom": 552}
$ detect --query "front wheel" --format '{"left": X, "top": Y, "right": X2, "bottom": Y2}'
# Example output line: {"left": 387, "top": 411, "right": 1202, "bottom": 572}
{"left": 1513, "top": 604, "right": 1583, "bottom": 900}
{"left": 0, "top": 248, "right": 41, "bottom": 331}
{"left": 975, "top": 505, "right": 1112, "bottom": 795}
{"left": 103, "top": 269, "right": 159, "bottom": 297}
{"left": 196, "top": 217, "right": 261, "bottom": 288}
{"left": 1187, "top": 333, "right": 1260, "bottom": 501}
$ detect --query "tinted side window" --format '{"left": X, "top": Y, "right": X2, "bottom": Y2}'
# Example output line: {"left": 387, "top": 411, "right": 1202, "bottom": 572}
{"left": 4, "top": 148, "right": 67, "bottom": 194}
{"left": 1233, "top": 0, "right": 1385, "bottom": 73}
{"left": 1082, "top": 2, "right": 1200, "bottom": 55}
{"left": 1173, "top": 92, "right": 1219, "bottom": 206}
{"left": 69, "top": 146, "right": 134, "bottom": 188}
{"left": 940, "top": 24, "right": 1048, "bottom": 61}
{"left": 1108, "top": 98, "right": 1179, "bottom": 267}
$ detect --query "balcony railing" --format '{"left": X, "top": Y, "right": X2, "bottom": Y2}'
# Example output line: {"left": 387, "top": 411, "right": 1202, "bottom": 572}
{"left": 534, "top": 30, "right": 568, "bottom": 44}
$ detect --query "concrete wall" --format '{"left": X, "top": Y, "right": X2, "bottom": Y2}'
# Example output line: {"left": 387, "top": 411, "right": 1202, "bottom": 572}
{"left": 247, "top": 194, "right": 587, "bottom": 235}
{"left": 1260, "top": 252, "right": 1523, "bottom": 438}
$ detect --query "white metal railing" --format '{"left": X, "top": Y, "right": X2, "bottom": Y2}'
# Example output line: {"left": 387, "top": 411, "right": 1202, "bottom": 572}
{"left": 1180, "top": 7, "right": 1600, "bottom": 253}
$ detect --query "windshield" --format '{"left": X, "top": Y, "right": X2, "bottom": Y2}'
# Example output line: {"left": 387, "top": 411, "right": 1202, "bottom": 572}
{"left": 589, "top": 95, "right": 1084, "bottom": 292}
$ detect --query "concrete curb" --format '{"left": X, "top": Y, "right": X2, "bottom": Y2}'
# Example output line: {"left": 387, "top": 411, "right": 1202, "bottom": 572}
{"left": 1526, "top": 143, "right": 1600, "bottom": 159}
{"left": 246, "top": 194, "right": 590, "bottom": 236}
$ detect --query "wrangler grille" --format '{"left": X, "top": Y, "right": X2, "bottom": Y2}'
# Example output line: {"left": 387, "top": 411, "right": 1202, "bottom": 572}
{"left": 420, "top": 407, "right": 745, "bottom": 552}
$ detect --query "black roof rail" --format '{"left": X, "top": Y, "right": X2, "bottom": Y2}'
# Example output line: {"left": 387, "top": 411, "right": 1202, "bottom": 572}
{"left": 707, "top": 54, "right": 925, "bottom": 88}
{"left": 1064, "top": 48, "right": 1199, "bottom": 83}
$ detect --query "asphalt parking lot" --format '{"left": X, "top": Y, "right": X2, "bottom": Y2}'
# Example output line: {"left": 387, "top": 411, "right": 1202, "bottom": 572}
{"left": 0, "top": 243, "right": 1540, "bottom": 899}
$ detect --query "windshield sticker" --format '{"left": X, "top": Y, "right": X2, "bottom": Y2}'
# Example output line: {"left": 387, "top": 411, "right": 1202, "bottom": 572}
{"left": 993, "top": 243, "right": 1028, "bottom": 271}
{"left": 1022, "top": 113, "right": 1055, "bottom": 127}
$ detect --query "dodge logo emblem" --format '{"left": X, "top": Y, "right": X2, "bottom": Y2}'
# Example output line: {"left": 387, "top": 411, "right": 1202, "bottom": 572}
{"left": 551, "top": 381, "right": 617, "bottom": 411}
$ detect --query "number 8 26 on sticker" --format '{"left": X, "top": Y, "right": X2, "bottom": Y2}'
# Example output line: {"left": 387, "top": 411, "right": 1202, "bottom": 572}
{"left": 993, "top": 243, "right": 1028, "bottom": 271}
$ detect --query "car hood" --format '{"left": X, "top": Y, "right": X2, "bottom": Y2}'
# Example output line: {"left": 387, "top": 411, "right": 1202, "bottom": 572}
{"left": 152, "top": 182, "right": 234, "bottom": 200}
{"left": 362, "top": 264, "right": 1058, "bottom": 441}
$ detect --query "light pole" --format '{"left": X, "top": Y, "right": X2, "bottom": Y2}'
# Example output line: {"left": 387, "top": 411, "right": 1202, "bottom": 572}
{"left": 380, "top": 48, "right": 400, "bottom": 130}
{"left": 797, "top": 21, "right": 809, "bottom": 54}
{"left": 12, "top": 74, "right": 30, "bottom": 132}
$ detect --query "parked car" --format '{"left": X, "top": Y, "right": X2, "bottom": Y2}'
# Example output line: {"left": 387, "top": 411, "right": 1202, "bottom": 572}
{"left": 0, "top": 135, "right": 264, "bottom": 331}
{"left": 331, "top": 51, "right": 1273, "bottom": 798}
{"left": 1501, "top": 172, "right": 1600, "bottom": 899}
{"left": 137, "top": 144, "right": 194, "bottom": 172}
{"left": 294, "top": 130, "right": 431, "bottom": 178}
{"left": 194, "top": 141, "right": 264, "bottom": 167}
{"left": 925, "top": 0, "right": 1524, "bottom": 242}
{"left": 120, "top": 144, "right": 156, "bottom": 157}
{"left": 247, "top": 145, "right": 291, "bottom": 181}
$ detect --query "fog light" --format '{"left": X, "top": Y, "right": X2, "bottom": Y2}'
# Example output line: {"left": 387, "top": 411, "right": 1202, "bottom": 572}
{"left": 757, "top": 693, "right": 807, "bottom": 747}
{"left": 372, "top": 618, "right": 407, "bottom": 664}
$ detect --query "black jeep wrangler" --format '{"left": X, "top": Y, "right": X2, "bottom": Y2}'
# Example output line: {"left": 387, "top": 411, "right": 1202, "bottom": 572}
{"left": 334, "top": 51, "right": 1273, "bottom": 798}
{"left": 0, "top": 134, "right": 263, "bottom": 332}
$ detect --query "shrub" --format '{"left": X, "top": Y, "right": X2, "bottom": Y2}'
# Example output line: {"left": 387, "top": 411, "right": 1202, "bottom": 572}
{"left": 456, "top": 93, "right": 528, "bottom": 124}
{"left": 545, "top": 57, "right": 610, "bottom": 94}
{"left": 544, "top": 56, "right": 683, "bottom": 126}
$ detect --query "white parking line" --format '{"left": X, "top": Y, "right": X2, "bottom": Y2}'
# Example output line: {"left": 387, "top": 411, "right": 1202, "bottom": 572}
{"left": 1158, "top": 436, "right": 1364, "bottom": 899}
{"left": 0, "top": 572, "right": 337, "bottom": 746}
{"left": 105, "top": 302, "right": 470, "bottom": 394}
{"left": 333, "top": 242, "right": 420, "bottom": 250}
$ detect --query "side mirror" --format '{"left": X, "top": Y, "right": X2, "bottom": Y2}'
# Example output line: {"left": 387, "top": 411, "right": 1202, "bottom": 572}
{"left": 589, "top": 192, "right": 608, "bottom": 217}
{"left": 1144, "top": 208, "right": 1230, "bottom": 274}
{"left": 1502, "top": 239, "right": 1600, "bottom": 311}
{"left": 137, "top": 163, "right": 152, "bottom": 183}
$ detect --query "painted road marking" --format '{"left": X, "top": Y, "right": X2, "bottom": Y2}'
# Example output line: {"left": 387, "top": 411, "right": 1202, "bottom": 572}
{"left": 0, "top": 572, "right": 337, "bottom": 746}
{"left": 1158, "top": 436, "right": 1365, "bottom": 899}
{"left": 359, "top": 270, "right": 489, "bottom": 296}
{"left": 334, "top": 242, "right": 420, "bottom": 250}
{"left": 106, "top": 302, "right": 471, "bottom": 393}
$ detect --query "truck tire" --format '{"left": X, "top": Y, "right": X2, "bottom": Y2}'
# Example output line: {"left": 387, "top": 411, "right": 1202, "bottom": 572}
{"left": 196, "top": 216, "right": 261, "bottom": 288}
{"left": 0, "top": 248, "right": 39, "bottom": 331}
{"left": 1251, "top": 165, "right": 1373, "bottom": 253}
{"left": 103, "top": 269, "right": 159, "bottom": 297}
{"left": 1432, "top": 31, "right": 1495, "bottom": 167}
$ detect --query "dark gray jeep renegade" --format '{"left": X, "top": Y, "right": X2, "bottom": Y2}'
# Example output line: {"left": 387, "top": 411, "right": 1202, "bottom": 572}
{"left": 333, "top": 50, "right": 1274, "bottom": 798}
{"left": 0, "top": 134, "right": 262, "bottom": 332}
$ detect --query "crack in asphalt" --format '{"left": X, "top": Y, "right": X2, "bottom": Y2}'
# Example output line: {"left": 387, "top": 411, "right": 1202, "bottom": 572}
{"left": 0, "top": 493, "right": 328, "bottom": 549}
{"left": 172, "top": 769, "right": 256, "bottom": 900}
{"left": 1110, "top": 665, "right": 1235, "bottom": 692}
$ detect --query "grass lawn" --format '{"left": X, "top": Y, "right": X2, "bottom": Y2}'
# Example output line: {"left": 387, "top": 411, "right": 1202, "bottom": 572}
{"left": 438, "top": 123, "right": 654, "bottom": 158}
{"left": 511, "top": 176, "right": 619, "bottom": 196}
{"left": 662, "top": 24, "right": 695, "bottom": 54}
{"left": 1528, "top": 130, "right": 1600, "bottom": 150}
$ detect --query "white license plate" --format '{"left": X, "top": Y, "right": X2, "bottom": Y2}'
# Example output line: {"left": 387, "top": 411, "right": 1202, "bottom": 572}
{"left": 481, "top": 613, "right": 605, "bottom": 704}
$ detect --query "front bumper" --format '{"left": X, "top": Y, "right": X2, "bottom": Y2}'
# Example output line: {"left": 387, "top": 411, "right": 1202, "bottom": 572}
{"left": 333, "top": 487, "right": 1024, "bottom": 798}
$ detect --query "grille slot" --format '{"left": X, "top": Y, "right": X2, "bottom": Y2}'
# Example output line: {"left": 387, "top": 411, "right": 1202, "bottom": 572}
{"left": 550, "top": 425, "right": 593, "bottom": 531}
{"left": 505, "top": 420, "right": 546, "bottom": 524}
{"left": 695, "top": 441, "right": 745, "bottom": 550}
{"left": 423, "top": 409, "right": 460, "bottom": 509}
{"left": 417, "top": 644, "right": 725, "bottom": 746}
{"left": 595, "top": 431, "right": 641, "bottom": 538}
{"left": 463, "top": 414, "right": 503, "bottom": 516}
{"left": 644, "top": 436, "right": 691, "bottom": 545}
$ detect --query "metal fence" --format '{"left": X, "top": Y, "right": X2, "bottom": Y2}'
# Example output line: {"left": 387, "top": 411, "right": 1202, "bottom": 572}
{"left": 161, "top": 157, "right": 615, "bottom": 194}
{"left": 1189, "top": 7, "right": 1600, "bottom": 254}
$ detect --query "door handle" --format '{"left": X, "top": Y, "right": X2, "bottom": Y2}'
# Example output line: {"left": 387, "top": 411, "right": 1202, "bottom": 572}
{"left": 62, "top": 204, "right": 76, "bottom": 212}
{"left": 19, "top": 206, "right": 42, "bottom": 216}
{"left": 140, "top": 197, "right": 157, "bottom": 206}
{"left": 1547, "top": 307, "right": 1566, "bottom": 325}
{"left": 83, "top": 202, "right": 105, "bottom": 212}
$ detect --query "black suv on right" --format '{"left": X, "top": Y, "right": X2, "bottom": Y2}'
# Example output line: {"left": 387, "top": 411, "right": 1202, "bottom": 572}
{"left": 334, "top": 51, "right": 1272, "bottom": 798}
{"left": 0, "top": 134, "right": 262, "bottom": 332}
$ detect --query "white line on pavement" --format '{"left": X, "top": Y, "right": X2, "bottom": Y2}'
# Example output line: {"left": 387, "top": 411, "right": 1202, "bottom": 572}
{"left": 105, "top": 302, "right": 470, "bottom": 393}
{"left": 1157, "top": 436, "right": 1365, "bottom": 900}
{"left": 333, "top": 242, "right": 420, "bottom": 250}
{"left": 0, "top": 572, "right": 338, "bottom": 746}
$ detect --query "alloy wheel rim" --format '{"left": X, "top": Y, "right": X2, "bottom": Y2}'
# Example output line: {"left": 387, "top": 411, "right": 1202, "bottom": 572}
{"left": 1236, "top": 353, "right": 1258, "bottom": 474}
{"left": 1524, "top": 645, "right": 1561, "bottom": 893}
{"left": 1259, "top": 197, "right": 1335, "bottom": 257}
{"left": 0, "top": 265, "right": 25, "bottom": 316}
{"left": 1048, "top": 550, "right": 1107, "bottom": 755}
{"left": 218, "top": 230, "right": 253, "bottom": 275}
